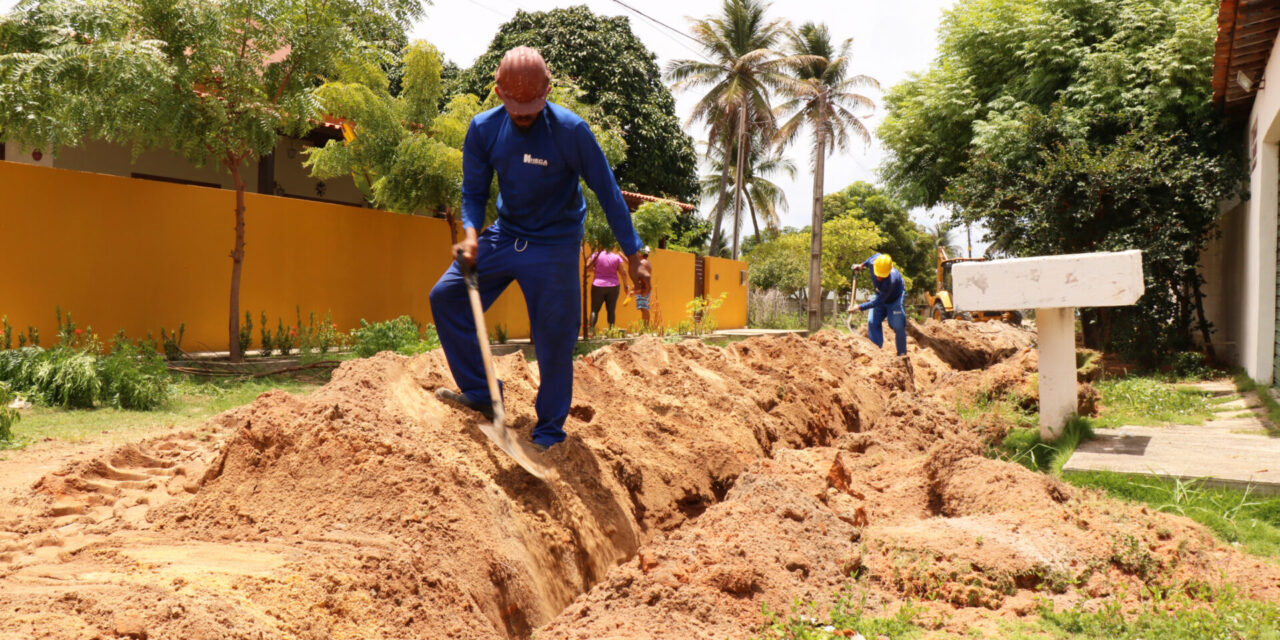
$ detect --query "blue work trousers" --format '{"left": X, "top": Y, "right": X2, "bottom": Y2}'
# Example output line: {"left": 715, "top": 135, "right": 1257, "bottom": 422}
{"left": 428, "top": 228, "right": 581, "bottom": 447}
{"left": 867, "top": 302, "right": 908, "bottom": 356}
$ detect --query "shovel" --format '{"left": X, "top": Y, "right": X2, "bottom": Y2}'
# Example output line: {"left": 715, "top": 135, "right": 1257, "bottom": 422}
{"left": 454, "top": 249, "right": 554, "bottom": 480}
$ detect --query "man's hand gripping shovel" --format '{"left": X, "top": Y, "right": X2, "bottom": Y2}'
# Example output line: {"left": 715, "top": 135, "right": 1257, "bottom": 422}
{"left": 453, "top": 249, "right": 555, "bottom": 481}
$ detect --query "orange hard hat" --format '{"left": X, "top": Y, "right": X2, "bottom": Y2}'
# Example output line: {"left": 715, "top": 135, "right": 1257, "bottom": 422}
{"left": 495, "top": 46, "right": 550, "bottom": 115}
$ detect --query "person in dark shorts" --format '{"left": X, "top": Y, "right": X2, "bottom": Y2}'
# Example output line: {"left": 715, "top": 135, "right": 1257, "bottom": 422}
{"left": 588, "top": 245, "right": 629, "bottom": 334}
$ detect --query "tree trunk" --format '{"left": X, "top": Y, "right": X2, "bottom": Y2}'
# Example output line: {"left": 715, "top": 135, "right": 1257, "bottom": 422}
{"left": 731, "top": 106, "right": 749, "bottom": 259}
{"left": 807, "top": 117, "right": 827, "bottom": 335}
{"left": 747, "top": 196, "right": 761, "bottom": 243}
{"left": 228, "top": 159, "right": 247, "bottom": 363}
{"left": 707, "top": 131, "right": 734, "bottom": 257}
{"left": 1190, "top": 271, "right": 1217, "bottom": 363}
{"left": 445, "top": 209, "right": 459, "bottom": 245}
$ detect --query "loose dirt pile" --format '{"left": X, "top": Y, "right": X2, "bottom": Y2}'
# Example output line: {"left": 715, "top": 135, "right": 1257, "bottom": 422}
{"left": 1, "top": 320, "right": 1276, "bottom": 640}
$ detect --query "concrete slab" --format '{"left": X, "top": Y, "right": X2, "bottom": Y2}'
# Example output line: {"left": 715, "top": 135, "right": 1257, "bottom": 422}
{"left": 951, "top": 250, "right": 1144, "bottom": 311}
{"left": 1064, "top": 424, "right": 1280, "bottom": 494}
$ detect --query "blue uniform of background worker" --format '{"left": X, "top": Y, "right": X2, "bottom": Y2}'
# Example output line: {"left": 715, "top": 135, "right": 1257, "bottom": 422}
{"left": 429, "top": 46, "right": 649, "bottom": 451}
{"left": 849, "top": 253, "right": 907, "bottom": 356}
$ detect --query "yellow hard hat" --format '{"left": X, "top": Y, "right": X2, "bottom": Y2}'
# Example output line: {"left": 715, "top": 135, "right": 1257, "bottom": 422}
{"left": 873, "top": 254, "right": 893, "bottom": 278}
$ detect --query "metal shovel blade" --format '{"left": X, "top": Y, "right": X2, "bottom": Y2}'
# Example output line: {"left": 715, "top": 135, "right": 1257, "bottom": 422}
{"left": 474, "top": 418, "right": 554, "bottom": 480}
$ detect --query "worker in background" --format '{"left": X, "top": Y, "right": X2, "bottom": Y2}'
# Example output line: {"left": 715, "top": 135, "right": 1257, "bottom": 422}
{"left": 849, "top": 253, "right": 908, "bottom": 357}
{"left": 429, "top": 46, "right": 649, "bottom": 452}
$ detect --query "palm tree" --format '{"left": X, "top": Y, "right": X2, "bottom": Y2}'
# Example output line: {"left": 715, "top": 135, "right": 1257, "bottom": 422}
{"left": 774, "top": 22, "right": 878, "bottom": 334}
{"left": 699, "top": 134, "right": 796, "bottom": 239}
{"left": 667, "top": 0, "right": 796, "bottom": 258}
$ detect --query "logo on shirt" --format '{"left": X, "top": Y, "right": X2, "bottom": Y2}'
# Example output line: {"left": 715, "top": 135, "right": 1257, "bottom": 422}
{"left": 523, "top": 153, "right": 549, "bottom": 167}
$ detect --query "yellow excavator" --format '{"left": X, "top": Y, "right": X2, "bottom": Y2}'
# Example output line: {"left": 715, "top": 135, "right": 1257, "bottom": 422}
{"left": 926, "top": 247, "right": 1023, "bottom": 325}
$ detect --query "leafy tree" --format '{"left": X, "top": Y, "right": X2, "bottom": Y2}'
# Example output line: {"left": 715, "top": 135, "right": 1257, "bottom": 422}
{"left": 667, "top": 212, "right": 713, "bottom": 255}
{"left": 455, "top": 6, "right": 698, "bottom": 203}
{"left": 823, "top": 181, "right": 930, "bottom": 295}
{"left": 699, "top": 134, "right": 796, "bottom": 238}
{"left": 745, "top": 231, "right": 810, "bottom": 298}
{"left": 745, "top": 218, "right": 881, "bottom": 314}
{"left": 877, "top": 0, "right": 1242, "bottom": 361}
{"left": 668, "top": 0, "right": 798, "bottom": 258}
{"left": 632, "top": 201, "right": 680, "bottom": 250}
{"left": 0, "top": 0, "right": 423, "bottom": 362}
{"left": 305, "top": 41, "right": 473, "bottom": 235}
{"left": 775, "top": 21, "right": 877, "bottom": 333}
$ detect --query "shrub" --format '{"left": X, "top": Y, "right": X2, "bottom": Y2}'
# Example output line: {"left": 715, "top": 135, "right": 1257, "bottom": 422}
{"left": 0, "top": 381, "right": 18, "bottom": 441}
{"left": 350, "top": 316, "right": 440, "bottom": 357}
{"left": 239, "top": 311, "right": 253, "bottom": 356}
{"left": 99, "top": 332, "right": 170, "bottom": 410}
{"left": 259, "top": 311, "right": 275, "bottom": 357}
{"left": 317, "top": 313, "right": 339, "bottom": 355}
{"left": 160, "top": 324, "right": 185, "bottom": 360}
{"left": 0, "top": 314, "right": 173, "bottom": 412}
{"left": 275, "top": 318, "right": 297, "bottom": 356}
{"left": 45, "top": 351, "right": 101, "bottom": 408}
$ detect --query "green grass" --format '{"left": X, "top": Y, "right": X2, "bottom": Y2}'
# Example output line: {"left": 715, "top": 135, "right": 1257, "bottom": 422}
{"left": 1035, "top": 583, "right": 1280, "bottom": 639}
{"left": 753, "top": 580, "right": 1280, "bottom": 640}
{"left": 753, "top": 587, "right": 925, "bottom": 639}
{"left": 1090, "top": 377, "right": 1214, "bottom": 428}
{"left": 1065, "top": 470, "right": 1280, "bottom": 558}
{"left": 1233, "top": 371, "right": 1280, "bottom": 436}
{"left": 994, "top": 416, "right": 1094, "bottom": 475}
{"left": 1, "top": 374, "right": 322, "bottom": 451}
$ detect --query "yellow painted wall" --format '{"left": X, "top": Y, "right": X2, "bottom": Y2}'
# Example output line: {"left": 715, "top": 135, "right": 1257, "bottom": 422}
{"left": 0, "top": 162, "right": 744, "bottom": 351}
{"left": 703, "top": 256, "right": 749, "bottom": 330}
{"left": 582, "top": 248, "right": 696, "bottom": 332}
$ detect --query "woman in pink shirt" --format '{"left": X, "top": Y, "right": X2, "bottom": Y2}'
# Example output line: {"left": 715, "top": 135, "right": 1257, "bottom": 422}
{"left": 588, "top": 245, "right": 630, "bottom": 335}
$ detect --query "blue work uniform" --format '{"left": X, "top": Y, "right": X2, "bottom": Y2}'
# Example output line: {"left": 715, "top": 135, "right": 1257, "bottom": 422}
{"left": 857, "top": 254, "right": 908, "bottom": 356}
{"left": 429, "top": 102, "right": 642, "bottom": 448}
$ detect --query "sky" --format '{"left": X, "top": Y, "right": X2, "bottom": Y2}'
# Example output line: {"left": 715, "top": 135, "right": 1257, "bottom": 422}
{"left": 411, "top": 0, "right": 963, "bottom": 241}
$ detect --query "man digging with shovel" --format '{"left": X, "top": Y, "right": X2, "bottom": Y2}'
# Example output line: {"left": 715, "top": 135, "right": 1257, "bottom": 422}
{"left": 429, "top": 46, "right": 649, "bottom": 468}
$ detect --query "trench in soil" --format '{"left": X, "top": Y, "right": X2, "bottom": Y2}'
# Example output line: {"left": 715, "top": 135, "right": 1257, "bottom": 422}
{"left": 3, "top": 323, "right": 1277, "bottom": 640}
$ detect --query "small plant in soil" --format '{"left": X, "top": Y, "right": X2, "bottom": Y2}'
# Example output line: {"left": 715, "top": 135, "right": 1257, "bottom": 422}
{"left": 0, "top": 381, "right": 19, "bottom": 442}
{"left": 259, "top": 311, "right": 275, "bottom": 357}
{"left": 239, "top": 311, "right": 253, "bottom": 357}
{"left": 1035, "top": 582, "right": 1280, "bottom": 639}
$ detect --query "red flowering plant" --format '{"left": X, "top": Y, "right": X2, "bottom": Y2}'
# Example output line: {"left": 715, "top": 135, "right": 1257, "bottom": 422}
{"left": 316, "top": 312, "right": 341, "bottom": 355}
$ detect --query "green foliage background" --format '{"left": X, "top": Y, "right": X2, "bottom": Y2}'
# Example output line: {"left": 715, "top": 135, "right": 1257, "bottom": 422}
{"left": 878, "top": 0, "right": 1243, "bottom": 362}
{"left": 455, "top": 6, "right": 700, "bottom": 204}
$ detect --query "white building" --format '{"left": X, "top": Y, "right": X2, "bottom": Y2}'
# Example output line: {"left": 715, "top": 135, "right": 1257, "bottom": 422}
{"left": 1204, "top": 0, "right": 1280, "bottom": 383}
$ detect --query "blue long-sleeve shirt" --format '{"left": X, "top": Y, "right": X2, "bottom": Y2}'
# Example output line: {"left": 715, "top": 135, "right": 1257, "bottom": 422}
{"left": 857, "top": 254, "right": 905, "bottom": 311}
{"left": 460, "top": 102, "right": 643, "bottom": 255}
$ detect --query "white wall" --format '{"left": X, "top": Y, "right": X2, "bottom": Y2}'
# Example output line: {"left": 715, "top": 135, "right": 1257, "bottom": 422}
{"left": 50, "top": 140, "right": 253, "bottom": 191}
{"left": 270, "top": 138, "right": 366, "bottom": 207}
{"left": 2, "top": 136, "right": 369, "bottom": 209}
{"left": 1199, "top": 198, "right": 1247, "bottom": 365}
{"left": 1235, "top": 36, "right": 1280, "bottom": 384}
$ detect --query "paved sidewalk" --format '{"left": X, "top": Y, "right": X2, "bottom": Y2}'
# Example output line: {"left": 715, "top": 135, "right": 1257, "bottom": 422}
{"left": 1063, "top": 380, "right": 1280, "bottom": 494}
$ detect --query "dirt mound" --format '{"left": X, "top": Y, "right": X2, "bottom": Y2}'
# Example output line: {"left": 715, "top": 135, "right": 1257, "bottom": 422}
{"left": 906, "top": 318, "right": 1033, "bottom": 370}
{"left": 2, "top": 327, "right": 1278, "bottom": 640}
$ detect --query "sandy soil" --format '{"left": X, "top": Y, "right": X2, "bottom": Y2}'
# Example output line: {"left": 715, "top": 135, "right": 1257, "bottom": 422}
{"left": 1, "top": 319, "right": 1276, "bottom": 640}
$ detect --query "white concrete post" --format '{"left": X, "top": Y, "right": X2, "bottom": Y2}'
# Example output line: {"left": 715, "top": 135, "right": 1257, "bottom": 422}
{"left": 952, "top": 250, "right": 1145, "bottom": 441}
{"left": 1036, "top": 307, "right": 1076, "bottom": 439}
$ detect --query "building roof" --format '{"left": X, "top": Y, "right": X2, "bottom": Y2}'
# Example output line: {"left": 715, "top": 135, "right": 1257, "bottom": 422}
{"left": 1213, "top": 0, "right": 1280, "bottom": 114}
{"left": 620, "top": 190, "right": 695, "bottom": 213}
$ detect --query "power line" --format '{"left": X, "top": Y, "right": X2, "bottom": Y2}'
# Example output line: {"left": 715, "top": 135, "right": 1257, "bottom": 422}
{"left": 464, "top": 0, "right": 508, "bottom": 19}
{"left": 609, "top": 0, "right": 713, "bottom": 63}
